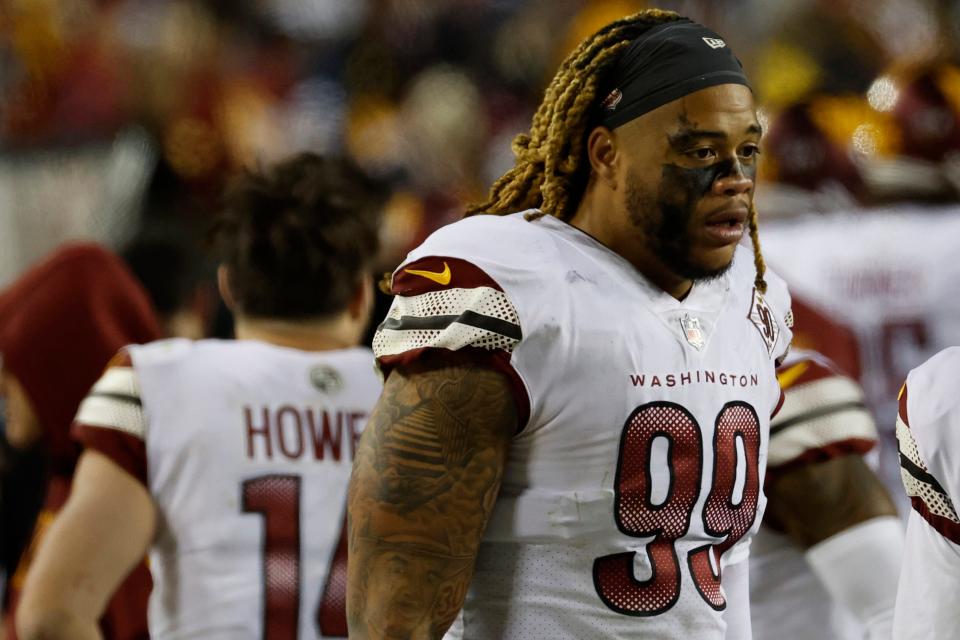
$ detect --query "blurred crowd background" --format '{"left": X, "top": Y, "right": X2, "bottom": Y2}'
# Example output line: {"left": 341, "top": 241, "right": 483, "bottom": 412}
{"left": 3, "top": 0, "right": 960, "bottom": 293}
{"left": 3, "top": 0, "right": 960, "bottom": 629}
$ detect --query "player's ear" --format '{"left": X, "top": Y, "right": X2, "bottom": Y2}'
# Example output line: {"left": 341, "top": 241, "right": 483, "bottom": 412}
{"left": 586, "top": 125, "right": 619, "bottom": 189}
{"left": 347, "top": 275, "right": 374, "bottom": 323}
{"left": 217, "top": 265, "right": 238, "bottom": 313}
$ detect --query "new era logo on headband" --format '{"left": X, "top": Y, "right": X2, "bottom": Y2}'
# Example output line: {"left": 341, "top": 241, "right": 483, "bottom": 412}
{"left": 702, "top": 37, "right": 726, "bottom": 49}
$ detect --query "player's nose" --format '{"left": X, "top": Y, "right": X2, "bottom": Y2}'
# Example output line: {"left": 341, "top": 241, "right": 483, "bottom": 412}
{"left": 712, "top": 162, "right": 753, "bottom": 197}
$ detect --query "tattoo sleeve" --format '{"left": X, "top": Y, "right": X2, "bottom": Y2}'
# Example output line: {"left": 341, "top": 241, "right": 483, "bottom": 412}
{"left": 764, "top": 454, "right": 897, "bottom": 548}
{"left": 347, "top": 352, "right": 518, "bottom": 640}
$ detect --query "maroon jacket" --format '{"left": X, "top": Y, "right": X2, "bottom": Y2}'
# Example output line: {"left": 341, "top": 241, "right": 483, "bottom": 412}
{"left": 1, "top": 243, "right": 161, "bottom": 640}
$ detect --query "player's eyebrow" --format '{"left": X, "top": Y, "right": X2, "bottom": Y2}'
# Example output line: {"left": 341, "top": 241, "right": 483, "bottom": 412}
{"left": 668, "top": 123, "right": 763, "bottom": 149}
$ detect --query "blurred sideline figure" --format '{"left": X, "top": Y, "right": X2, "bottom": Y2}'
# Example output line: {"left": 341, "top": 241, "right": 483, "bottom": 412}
{"left": 0, "top": 386, "right": 45, "bottom": 631}
{"left": 350, "top": 10, "right": 792, "bottom": 639}
{"left": 892, "top": 346, "right": 960, "bottom": 639}
{"left": 756, "top": 62, "right": 960, "bottom": 217}
{"left": 757, "top": 66, "right": 960, "bottom": 510}
{"left": 762, "top": 204, "right": 960, "bottom": 504}
{"left": 751, "top": 348, "right": 902, "bottom": 639}
{"left": 1, "top": 228, "right": 214, "bottom": 636}
{"left": 0, "top": 245, "right": 162, "bottom": 640}
{"left": 757, "top": 97, "right": 873, "bottom": 216}
{"left": 15, "top": 153, "right": 386, "bottom": 639}
{"left": 121, "top": 228, "right": 217, "bottom": 340}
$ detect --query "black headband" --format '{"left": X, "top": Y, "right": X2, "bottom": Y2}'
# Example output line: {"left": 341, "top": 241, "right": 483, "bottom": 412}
{"left": 598, "top": 19, "right": 751, "bottom": 130}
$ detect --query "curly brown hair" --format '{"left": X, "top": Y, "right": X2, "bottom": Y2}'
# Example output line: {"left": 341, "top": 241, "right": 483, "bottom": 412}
{"left": 212, "top": 153, "right": 388, "bottom": 319}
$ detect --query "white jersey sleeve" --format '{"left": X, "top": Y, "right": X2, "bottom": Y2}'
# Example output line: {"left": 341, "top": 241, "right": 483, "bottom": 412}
{"left": 767, "top": 348, "right": 877, "bottom": 477}
{"left": 373, "top": 213, "right": 552, "bottom": 430}
{"left": 893, "top": 346, "right": 960, "bottom": 640}
{"left": 73, "top": 349, "right": 148, "bottom": 484}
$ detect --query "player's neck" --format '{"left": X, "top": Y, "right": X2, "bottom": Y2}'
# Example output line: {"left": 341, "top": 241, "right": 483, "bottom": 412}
{"left": 569, "top": 196, "right": 693, "bottom": 300}
{"left": 233, "top": 314, "right": 360, "bottom": 352}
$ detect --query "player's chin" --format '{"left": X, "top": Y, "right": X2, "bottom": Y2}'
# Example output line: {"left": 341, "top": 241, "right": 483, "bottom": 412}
{"left": 690, "top": 243, "right": 737, "bottom": 276}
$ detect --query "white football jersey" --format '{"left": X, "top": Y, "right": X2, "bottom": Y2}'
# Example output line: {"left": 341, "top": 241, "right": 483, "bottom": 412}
{"left": 761, "top": 206, "right": 960, "bottom": 503}
{"left": 73, "top": 339, "right": 381, "bottom": 639}
{"left": 373, "top": 211, "right": 792, "bottom": 639}
{"left": 893, "top": 347, "right": 960, "bottom": 639}
{"left": 750, "top": 348, "right": 878, "bottom": 640}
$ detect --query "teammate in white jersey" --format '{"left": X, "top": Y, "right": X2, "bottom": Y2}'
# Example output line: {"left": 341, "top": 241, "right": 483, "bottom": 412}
{"left": 348, "top": 11, "right": 791, "bottom": 639}
{"left": 761, "top": 206, "right": 960, "bottom": 508}
{"left": 892, "top": 347, "right": 960, "bottom": 639}
{"left": 751, "top": 348, "right": 902, "bottom": 639}
{"left": 15, "top": 153, "right": 387, "bottom": 639}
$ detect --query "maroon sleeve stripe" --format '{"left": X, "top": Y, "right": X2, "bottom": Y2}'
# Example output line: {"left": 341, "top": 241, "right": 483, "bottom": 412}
{"left": 72, "top": 423, "right": 148, "bottom": 486}
{"left": 392, "top": 256, "right": 503, "bottom": 296}
{"left": 911, "top": 496, "right": 960, "bottom": 545}
{"left": 898, "top": 382, "right": 910, "bottom": 427}
{"left": 771, "top": 388, "right": 785, "bottom": 419}
{"left": 378, "top": 346, "right": 531, "bottom": 434}
{"left": 764, "top": 437, "right": 877, "bottom": 484}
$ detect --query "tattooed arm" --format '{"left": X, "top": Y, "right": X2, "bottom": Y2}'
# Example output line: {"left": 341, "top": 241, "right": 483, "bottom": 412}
{"left": 347, "top": 351, "right": 517, "bottom": 640}
{"left": 764, "top": 454, "right": 896, "bottom": 547}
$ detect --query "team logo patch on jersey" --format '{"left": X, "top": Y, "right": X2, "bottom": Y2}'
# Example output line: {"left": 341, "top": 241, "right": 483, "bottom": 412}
{"left": 748, "top": 288, "right": 780, "bottom": 355}
{"left": 310, "top": 365, "right": 343, "bottom": 393}
{"left": 601, "top": 88, "right": 623, "bottom": 111}
{"left": 681, "top": 314, "right": 707, "bottom": 351}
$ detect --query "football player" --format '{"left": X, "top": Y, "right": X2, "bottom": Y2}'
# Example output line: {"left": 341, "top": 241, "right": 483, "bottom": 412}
{"left": 348, "top": 10, "right": 792, "bottom": 639}
{"left": 0, "top": 244, "right": 162, "bottom": 640}
{"left": 892, "top": 347, "right": 960, "bottom": 639}
{"left": 751, "top": 348, "right": 902, "bottom": 639}
{"left": 761, "top": 205, "right": 960, "bottom": 507}
{"left": 15, "top": 153, "right": 387, "bottom": 639}
{"left": 760, "top": 66, "right": 960, "bottom": 507}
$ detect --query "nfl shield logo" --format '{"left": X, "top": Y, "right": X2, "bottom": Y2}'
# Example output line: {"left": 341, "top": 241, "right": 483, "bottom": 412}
{"left": 681, "top": 314, "right": 707, "bottom": 351}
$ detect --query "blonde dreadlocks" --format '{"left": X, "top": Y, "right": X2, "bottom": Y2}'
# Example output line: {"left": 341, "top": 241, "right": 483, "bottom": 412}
{"left": 467, "top": 9, "right": 768, "bottom": 293}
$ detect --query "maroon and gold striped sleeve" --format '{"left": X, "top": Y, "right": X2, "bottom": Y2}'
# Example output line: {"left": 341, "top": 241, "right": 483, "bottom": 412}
{"left": 71, "top": 350, "right": 148, "bottom": 485}
{"left": 767, "top": 351, "right": 876, "bottom": 479}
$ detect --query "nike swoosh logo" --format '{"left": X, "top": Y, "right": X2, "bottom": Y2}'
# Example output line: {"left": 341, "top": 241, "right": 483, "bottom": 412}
{"left": 776, "top": 361, "right": 809, "bottom": 390}
{"left": 404, "top": 262, "right": 452, "bottom": 286}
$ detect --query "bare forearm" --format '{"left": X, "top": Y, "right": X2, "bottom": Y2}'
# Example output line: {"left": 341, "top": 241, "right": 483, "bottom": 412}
{"left": 17, "top": 608, "right": 102, "bottom": 640}
{"left": 765, "top": 455, "right": 897, "bottom": 548}
{"left": 15, "top": 452, "right": 154, "bottom": 640}
{"left": 347, "top": 539, "right": 474, "bottom": 640}
{"left": 347, "top": 355, "right": 516, "bottom": 639}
